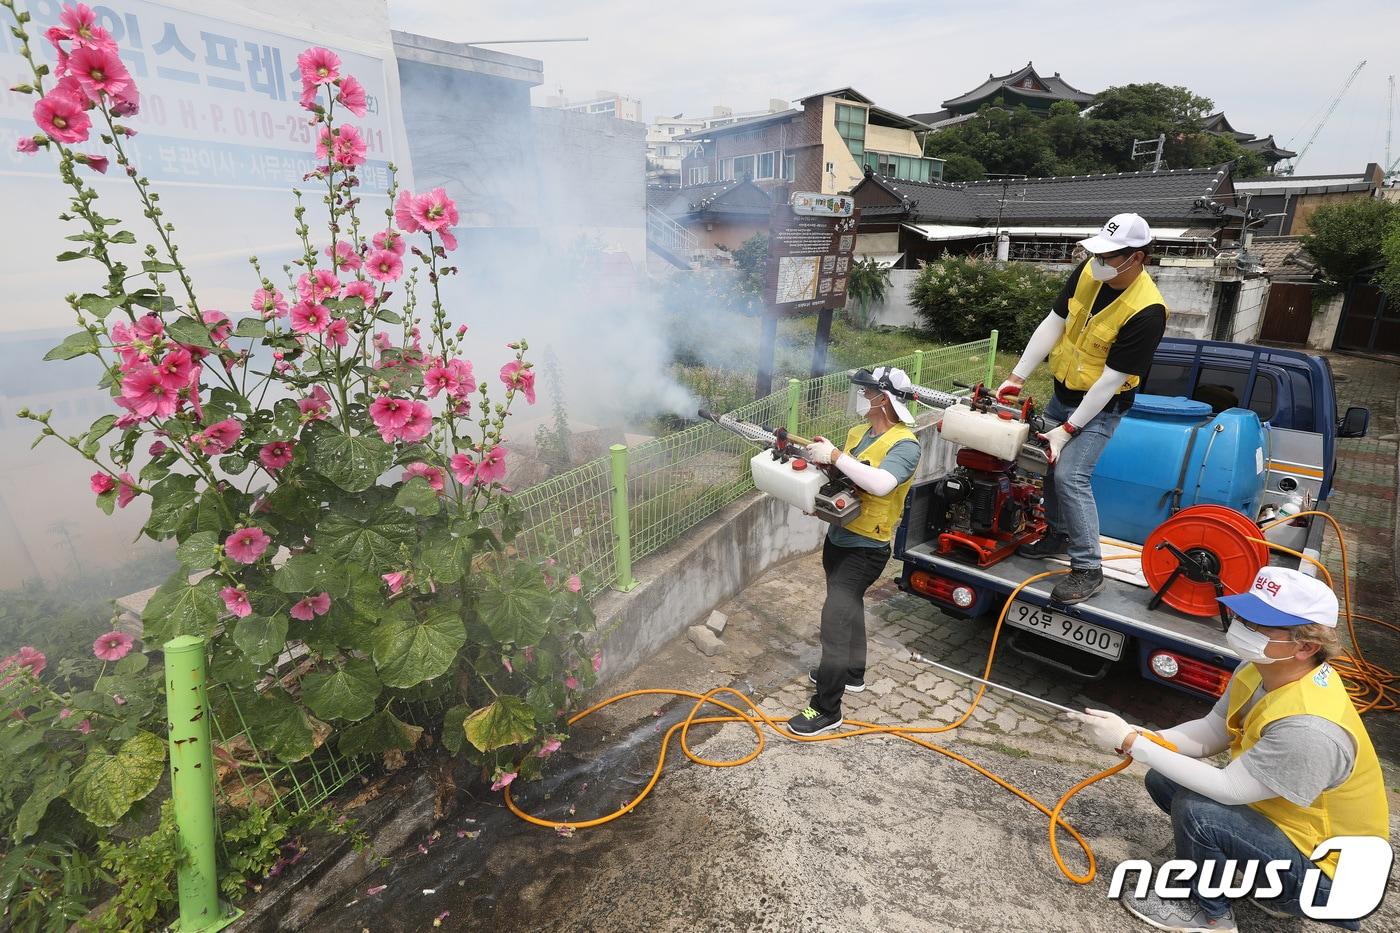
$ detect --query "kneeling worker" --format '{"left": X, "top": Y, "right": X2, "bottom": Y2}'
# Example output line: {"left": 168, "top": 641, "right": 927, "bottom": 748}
{"left": 996, "top": 212, "right": 1167, "bottom": 604}
{"left": 1071, "top": 567, "right": 1388, "bottom": 932}
{"left": 788, "top": 367, "right": 921, "bottom": 737}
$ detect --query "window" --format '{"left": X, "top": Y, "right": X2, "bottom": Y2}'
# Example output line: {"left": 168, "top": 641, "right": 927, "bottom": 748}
{"left": 867, "top": 151, "right": 939, "bottom": 183}
{"left": 835, "top": 103, "right": 866, "bottom": 162}
{"left": 783, "top": 154, "right": 796, "bottom": 180}
{"left": 732, "top": 154, "right": 755, "bottom": 179}
{"left": 668, "top": 127, "right": 678, "bottom": 135}
{"left": 588, "top": 101, "right": 615, "bottom": 114}
{"left": 717, "top": 158, "right": 731, "bottom": 181}
{"left": 688, "top": 166, "right": 710, "bottom": 185}
{"left": 756, "top": 151, "right": 776, "bottom": 179}
{"left": 1140, "top": 363, "right": 1278, "bottom": 421}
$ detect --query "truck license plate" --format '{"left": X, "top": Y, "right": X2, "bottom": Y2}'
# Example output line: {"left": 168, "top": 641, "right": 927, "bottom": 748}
{"left": 1005, "top": 600, "right": 1124, "bottom": 660}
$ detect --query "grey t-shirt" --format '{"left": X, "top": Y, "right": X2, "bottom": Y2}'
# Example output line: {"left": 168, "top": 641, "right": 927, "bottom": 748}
{"left": 1211, "top": 667, "right": 1357, "bottom": 807}
{"left": 827, "top": 431, "right": 921, "bottom": 550}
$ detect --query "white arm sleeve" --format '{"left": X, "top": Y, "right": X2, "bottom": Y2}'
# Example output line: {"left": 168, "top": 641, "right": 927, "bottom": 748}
{"left": 1155, "top": 710, "right": 1231, "bottom": 759}
{"left": 833, "top": 454, "right": 898, "bottom": 496}
{"left": 1066, "top": 365, "right": 1130, "bottom": 427}
{"left": 1011, "top": 313, "right": 1067, "bottom": 380}
{"left": 1130, "top": 735, "right": 1276, "bottom": 806}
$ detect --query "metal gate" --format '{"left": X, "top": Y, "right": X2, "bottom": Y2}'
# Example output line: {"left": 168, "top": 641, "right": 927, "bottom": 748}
{"left": 1336, "top": 280, "right": 1400, "bottom": 355}
{"left": 1258, "top": 282, "right": 1314, "bottom": 344}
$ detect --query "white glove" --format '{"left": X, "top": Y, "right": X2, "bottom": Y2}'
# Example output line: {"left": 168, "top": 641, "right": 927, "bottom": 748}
{"left": 1038, "top": 424, "right": 1074, "bottom": 466}
{"left": 1067, "top": 708, "right": 1136, "bottom": 755}
{"left": 805, "top": 437, "right": 838, "bottom": 465}
{"left": 995, "top": 378, "right": 1023, "bottom": 404}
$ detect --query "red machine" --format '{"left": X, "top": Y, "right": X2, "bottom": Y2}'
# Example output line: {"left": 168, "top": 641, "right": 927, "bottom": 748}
{"left": 927, "top": 446, "right": 1046, "bottom": 566}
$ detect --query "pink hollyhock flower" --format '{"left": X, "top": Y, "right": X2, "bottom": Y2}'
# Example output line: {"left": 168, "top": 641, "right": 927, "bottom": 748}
{"left": 452, "top": 398, "right": 472, "bottom": 417}
{"left": 502, "top": 656, "right": 513, "bottom": 674}
{"left": 259, "top": 441, "right": 294, "bottom": 470}
{"left": 336, "top": 75, "right": 368, "bottom": 117}
{"left": 409, "top": 187, "right": 459, "bottom": 232}
{"left": 92, "top": 630, "right": 134, "bottom": 662}
{"left": 149, "top": 440, "right": 168, "bottom": 457}
{"left": 67, "top": 44, "right": 132, "bottom": 101}
{"left": 317, "top": 124, "right": 367, "bottom": 168}
{"left": 449, "top": 453, "right": 477, "bottom": 486}
{"left": 342, "top": 279, "right": 376, "bottom": 305}
{"left": 323, "top": 316, "right": 349, "bottom": 348}
{"left": 490, "top": 771, "right": 517, "bottom": 792}
{"left": 297, "top": 47, "right": 341, "bottom": 87}
{"left": 364, "top": 249, "right": 402, "bottom": 283}
{"left": 60, "top": 4, "right": 116, "bottom": 51}
{"left": 324, "top": 239, "right": 361, "bottom": 271}
{"left": 194, "top": 418, "right": 242, "bottom": 455}
{"left": 382, "top": 571, "right": 407, "bottom": 594}
{"left": 1, "top": 646, "right": 48, "bottom": 678}
{"left": 591, "top": 649, "right": 602, "bottom": 672}
{"left": 394, "top": 190, "right": 421, "bottom": 233}
{"left": 290, "top": 591, "right": 331, "bottom": 621}
{"left": 372, "top": 228, "right": 405, "bottom": 256}
{"left": 439, "top": 228, "right": 458, "bottom": 253}
{"left": 402, "top": 462, "right": 445, "bottom": 491}
{"left": 33, "top": 89, "right": 92, "bottom": 143}
{"left": 83, "top": 153, "right": 108, "bottom": 173}
{"left": 110, "top": 85, "right": 139, "bottom": 117}
{"left": 373, "top": 332, "right": 393, "bottom": 351}
{"left": 422, "top": 363, "right": 456, "bottom": 398}
{"left": 59, "top": 708, "right": 73, "bottom": 720}
{"left": 252, "top": 287, "right": 289, "bottom": 319}
{"left": 446, "top": 359, "right": 476, "bottom": 397}
{"left": 77, "top": 719, "right": 92, "bottom": 735}
{"left": 152, "top": 348, "right": 195, "bottom": 390}
{"left": 133, "top": 314, "right": 164, "bottom": 341}
{"left": 478, "top": 445, "right": 508, "bottom": 485}
{"left": 564, "top": 675, "right": 579, "bottom": 691}
{"left": 370, "top": 396, "right": 412, "bottom": 434}
{"left": 116, "top": 473, "right": 137, "bottom": 508}
{"left": 299, "top": 386, "right": 332, "bottom": 421}
{"left": 121, "top": 365, "right": 179, "bottom": 419}
{"left": 224, "top": 526, "right": 271, "bottom": 564}
{"left": 499, "top": 361, "right": 536, "bottom": 404}
{"left": 220, "top": 586, "right": 252, "bottom": 618}
{"left": 90, "top": 472, "right": 114, "bottom": 495}
{"left": 203, "top": 309, "right": 232, "bottom": 343}
{"left": 537, "top": 738, "right": 562, "bottom": 758}
{"left": 297, "top": 269, "right": 341, "bottom": 304}
{"left": 16, "top": 137, "right": 38, "bottom": 154}
{"left": 290, "top": 301, "right": 330, "bottom": 335}
{"left": 524, "top": 646, "right": 536, "bottom": 664}
{"left": 398, "top": 401, "right": 433, "bottom": 443}
{"left": 570, "top": 575, "right": 583, "bottom": 594}
{"left": 298, "top": 82, "right": 319, "bottom": 111}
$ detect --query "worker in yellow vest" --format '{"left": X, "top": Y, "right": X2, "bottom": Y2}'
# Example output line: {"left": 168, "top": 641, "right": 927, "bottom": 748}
{"left": 788, "top": 367, "right": 921, "bottom": 736}
{"left": 996, "top": 213, "right": 1167, "bottom": 604}
{"left": 1071, "top": 567, "right": 1389, "bottom": 932}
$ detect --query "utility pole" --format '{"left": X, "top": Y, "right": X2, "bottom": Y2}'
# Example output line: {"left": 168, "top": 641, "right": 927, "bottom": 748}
{"left": 1132, "top": 134, "right": 1166, "bottom": 172}
{"left": 1387, "top": 75, "right": 1395, "bottom": 178}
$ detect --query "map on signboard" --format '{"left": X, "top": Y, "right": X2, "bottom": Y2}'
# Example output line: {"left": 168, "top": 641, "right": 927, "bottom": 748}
{"left": 775, "top": 256, "right": 820, "bottom": 304}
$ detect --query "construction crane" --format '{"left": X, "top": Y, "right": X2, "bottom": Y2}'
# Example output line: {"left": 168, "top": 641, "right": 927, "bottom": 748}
{"left": 1281, "top": 59, "right": 1366, "bottom": 175}
{"left": 1388, "top": 76, "right": 1400, "bottom": 178}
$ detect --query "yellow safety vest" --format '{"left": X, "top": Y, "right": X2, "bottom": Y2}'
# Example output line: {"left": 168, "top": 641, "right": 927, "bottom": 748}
{"left": 1226, "top": 662, "right": 1389, "bottom": 878}
{"left": 1048, "top": 262, "right": 1168, "bottom": 393}
{"left": 841, "top": 423, "right": 918, "bottom": 543}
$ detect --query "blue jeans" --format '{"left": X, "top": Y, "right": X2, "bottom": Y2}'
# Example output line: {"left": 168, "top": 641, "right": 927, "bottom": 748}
{"left": 1040, "top": 395, "right": 1123, "bottom": 569}
{"left": 1145, "top": 770, "right": 1358, "bottom": 929}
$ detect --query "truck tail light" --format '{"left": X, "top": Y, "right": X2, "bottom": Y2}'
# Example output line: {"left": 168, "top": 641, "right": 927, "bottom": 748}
{"left": 1149, "top": 650, "right": 1230, "bottom": 697}
{"left": 909, "top": 570, "right": 976, "bottom": 610}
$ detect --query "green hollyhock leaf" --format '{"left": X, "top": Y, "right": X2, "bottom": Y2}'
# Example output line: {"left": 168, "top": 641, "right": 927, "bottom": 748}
{"left": 416, "top": 520, "right": 485, "bottom": 585}
{"left": 370, "top": 605, "right": 465, "bottom": 689}
{"left": 463, "top": 696, "right": 537, "bottom": 753}
{"left": 337, "top": 708, "right": 423, "bottom": 757}
{"left": 166, "top": 317, "right": 215, "bottom": 349}
{"left": 393, "top": 476, "right": 440, "bottom": 515}
{"left": 272, "top": 552, "right": 349, "bottom": 597}
{"left": 65, "top": 732, "right": 165, "bottom": 828}
{"left": 318, "top": 492, "right": 416, "bottom": 570}
{"left": 210, "top": 643, "right": 259, "bottom": 689}
{"left": 243, "top": 691, "right": 319, "bottom": 763}
{"left": 175, "top": 531, "right": 221, "bottom": 571}
{"left": 233, "top": 317, "right": 267, "bottom": 338}
{"left": 13, "top": 768, "right": 69, "bottom": 843}
{"left": 232, "top": 614, "right": 288, "bottom": 667}
{"left": 142, "top": 571, "right": 223, "bottom": 643}
{"left": 306, "top": 422, "right": 394, "bottom": 493}
{"left": 477, "top": 560, "right": 553, "bottom": 645}
{"left": 440, "top": 704, "right": 470, "bottom": 755}
{"left": 76, "top": 293, "right": 124, "bottom": 319}
{"left": 143, "top": 474, "right": 199, "bottom": 539}
{"left": 43, "top": 330, "right": 98, "bottom": 360}
{"left": 301, "top": 660, "right": 381, "bottom": 723}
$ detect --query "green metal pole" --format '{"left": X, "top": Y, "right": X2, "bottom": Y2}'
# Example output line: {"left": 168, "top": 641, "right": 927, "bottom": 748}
{"left": 986, "top": 329, "right": 999, "bottom": 387}
{"left": 910, "top": 349, "right": 925, "bottom": 419}
{"left": 786, "top": 378, "right": 801, "bottom": 436}
{"left": 165, "top": 635, "right": 239, "bottom": 932}
{"left": 609, "top": 444, "right": 638, "bottom": 592}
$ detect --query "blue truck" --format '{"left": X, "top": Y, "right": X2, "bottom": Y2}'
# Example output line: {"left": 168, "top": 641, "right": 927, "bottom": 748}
{"left": 893, "top": 337, "right": 1370, "bottom": 699}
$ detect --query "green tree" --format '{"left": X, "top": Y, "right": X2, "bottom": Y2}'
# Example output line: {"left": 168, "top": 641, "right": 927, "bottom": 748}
{"left": 845, "top": 257, "right": 893, "bottom": 327}
{"left": 732, "top": 232, "right": 769, "bottom": 294}
{"left": 1301, "top": 198, "right": 1400, "bottom": 289}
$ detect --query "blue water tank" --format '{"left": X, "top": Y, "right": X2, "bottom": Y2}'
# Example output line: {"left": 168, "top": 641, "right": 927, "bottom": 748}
{"left": 1089, "top": 395, "right": 1269, "bottom": 545}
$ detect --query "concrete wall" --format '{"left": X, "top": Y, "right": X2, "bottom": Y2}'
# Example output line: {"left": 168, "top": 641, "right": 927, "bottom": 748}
{"left": 865, "top": 269, "right": 923, "bottom": 328}
{"left": 1225, "top": 277, "right": 1271, "bottom": 343}
{"left": 1307, "top": 292, "right": 1346, "bottom": 350}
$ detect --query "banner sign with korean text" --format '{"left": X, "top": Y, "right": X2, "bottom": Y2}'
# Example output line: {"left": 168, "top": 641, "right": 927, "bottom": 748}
{"left": 764, "top": 201, "right": 861, "bottom": 313}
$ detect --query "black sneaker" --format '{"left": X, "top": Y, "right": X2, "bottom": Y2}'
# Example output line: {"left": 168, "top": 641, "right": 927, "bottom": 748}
{"left": 808, "top": 669, "right": 866, "bottom": 693}
{"left": 1017, "top": 532, "right": 1071, "bottom": 561}
{"left": 787, "top": 706, "right": 844, "bottom": 736}
{"left": 1051, "top": 567, "right": 1104, "bottom": 605}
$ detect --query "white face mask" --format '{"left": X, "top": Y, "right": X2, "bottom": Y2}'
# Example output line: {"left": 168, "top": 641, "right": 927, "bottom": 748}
{"left": 1225, "top": 620, "right": 1294, "bottom": 665}
{"left": 1090, "top": 253, "right": 1137, "bottom": 282}
{"left": 856, "top": 393, "right": 873, "bottom": 416}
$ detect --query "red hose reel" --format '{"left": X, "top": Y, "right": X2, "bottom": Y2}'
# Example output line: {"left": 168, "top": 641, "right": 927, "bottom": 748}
{"left": 1142, "top": 505, "right": 1269, "bottom": 625}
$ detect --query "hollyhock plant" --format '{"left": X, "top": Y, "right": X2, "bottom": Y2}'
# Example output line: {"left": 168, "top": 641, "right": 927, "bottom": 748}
{"left": 11, "top": 10, "right": 597, "bottom": 802}
{"left": 92, "top": 631, "right": 134, "bottom": 662}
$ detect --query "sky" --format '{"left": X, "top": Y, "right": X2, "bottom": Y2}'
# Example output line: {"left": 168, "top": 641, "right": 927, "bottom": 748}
{"left": 389, "top": 0, "right": 1398, "bottom": 177}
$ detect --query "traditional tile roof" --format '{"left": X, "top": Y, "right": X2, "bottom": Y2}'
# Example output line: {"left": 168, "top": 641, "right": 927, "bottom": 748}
{"left": 1248, "top": 236, "right": 1317, "bottom": 278}
{"left": 941, "top": 63, "right": 1095, "bottom": 110}
{"left": 652, "top": 179, "right": 772, "bottom": 218}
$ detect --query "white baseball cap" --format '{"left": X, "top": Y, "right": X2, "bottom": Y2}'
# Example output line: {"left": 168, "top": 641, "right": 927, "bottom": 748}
{"left": 1218, "top": 566, "right": 1339, "bottom": 629}
{"left": 853, "top": 366, "right": 915, "bottom": 425}
{"left": 1078, "top": 213, "right": 1153, "bottom": 254}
